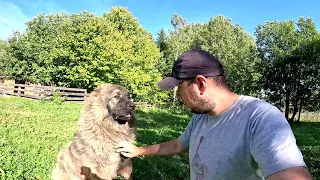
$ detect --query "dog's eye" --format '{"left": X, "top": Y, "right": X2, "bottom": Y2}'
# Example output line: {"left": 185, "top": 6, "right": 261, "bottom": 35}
{"left": 114, "top": 94, "right": 121, "bottom": 99}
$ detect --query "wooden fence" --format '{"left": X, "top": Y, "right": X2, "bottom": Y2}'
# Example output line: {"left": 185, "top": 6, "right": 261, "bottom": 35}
{"left": 134, "top": 102, "right": 153, "bottom": 109}
{"left": 0, "top": 83, "right": 153, "bottom": 108}
{"left": 0, "top": 83, "right": 87, "bottom": 102}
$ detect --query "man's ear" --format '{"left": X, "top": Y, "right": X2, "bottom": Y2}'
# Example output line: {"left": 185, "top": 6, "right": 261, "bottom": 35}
{"left": 195, "top": 75, "right": 207, "bottom": 95}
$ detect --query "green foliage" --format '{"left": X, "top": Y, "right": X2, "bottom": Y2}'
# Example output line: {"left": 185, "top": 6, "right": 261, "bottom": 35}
{"left": 156, "top": 28, "right": 169, "bottom": 53}
{"left": 255, "top": 17, "right": 320, "bottom": 121}
{"left": 52, "top": 91, "right": 64, "bottom": 104}
{"left": 162, "top": 14, "right": 262, "bottom": 97}
{"left": 0, "top": 40, "right": 15, "bottom": 76}
{"left": 3, "top": 7, "right": 319, "bottom": 111}
{"left": 155, "top": 28, "right": 171, "bottom": 77}
{"left": 7, "top": 7, "right": 168, "bottom": 104}
{"left": 200, "top": 15, "right": 263, "bottom": 96}
{"left": 1, "top": 96, "right": 319, "bottom": 179}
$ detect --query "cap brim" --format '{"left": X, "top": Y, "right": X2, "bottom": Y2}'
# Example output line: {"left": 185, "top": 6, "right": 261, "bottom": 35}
{"left": 158, "top": 77, "right": 180, "bottom": 90}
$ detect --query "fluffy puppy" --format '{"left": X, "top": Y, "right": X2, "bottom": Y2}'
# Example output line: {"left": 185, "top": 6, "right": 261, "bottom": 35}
{"left": 52, "top": 83, "right": 136, "bottom": 180}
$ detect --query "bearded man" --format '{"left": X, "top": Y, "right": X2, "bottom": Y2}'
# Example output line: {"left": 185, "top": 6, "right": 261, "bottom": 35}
{"left": 116, "top": 49, "right": 312, "bottom": 180}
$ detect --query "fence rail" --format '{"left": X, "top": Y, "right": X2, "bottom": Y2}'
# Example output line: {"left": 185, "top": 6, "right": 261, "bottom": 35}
{"left": 0, "top": 83, "right": 87, "bottom": 101}
{"left": 0, "top": 83, "right": 153, "bottom": 108}
{"left": 134, "top": 102, "right": 153, "bottom": 108}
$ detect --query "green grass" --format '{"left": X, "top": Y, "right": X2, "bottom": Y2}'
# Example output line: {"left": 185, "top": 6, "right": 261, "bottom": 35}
{"left": 0, "top": 96, "right": 319, "bottom": 180}
{"left": 0, "top": 96, "right": 79, "bottom": 180}
{"left": 291, "top": 121, "right": 320, "bottom": 179}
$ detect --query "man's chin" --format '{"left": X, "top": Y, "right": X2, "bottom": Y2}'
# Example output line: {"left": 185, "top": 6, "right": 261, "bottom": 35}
{"left": 190, "top": 108, "right": 204, "bottom": 114}
{"left": 190, "top": 107, "right": 211, "bottom": 114}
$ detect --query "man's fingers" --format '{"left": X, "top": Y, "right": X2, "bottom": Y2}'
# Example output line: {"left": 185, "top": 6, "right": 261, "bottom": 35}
{"left": 116, "top": 148, "right": 122, "bottom": 153}
{"left": 120, "top": 152, "right": 133, "bottom": 158}
{"left": 116, "top": 147, "right": 128, "bottom": 153}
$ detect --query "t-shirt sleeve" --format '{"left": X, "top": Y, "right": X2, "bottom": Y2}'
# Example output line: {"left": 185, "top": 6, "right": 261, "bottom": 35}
{"left": 249, "top": 105, "right": 307, "bottom": 178}
{"left": 178, "top": 114, "right": 197, "bottom": 149}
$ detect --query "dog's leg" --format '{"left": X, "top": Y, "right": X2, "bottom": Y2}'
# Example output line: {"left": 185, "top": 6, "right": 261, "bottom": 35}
{"left": 117, "top": 159, "right": 133, "bottom": 180}
{"left": 83, "top": 164, "right": 118, "bottom": 180}
{"left": 52, "top": 165, "right": 80, "bottom": 180}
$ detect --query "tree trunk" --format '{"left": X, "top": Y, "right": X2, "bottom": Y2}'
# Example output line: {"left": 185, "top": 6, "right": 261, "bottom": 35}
{"left": 284, "top": 67, "right": 291, "bottom": 122}
{"left": 296, "top": 68, "right": 302, "bottom": 123}
{"left": 290, "top": 98, "right": 298, "bottom": 121}
{"left": 298, "top": 100, "right": 302, "bottom": 122}
{"left": 285, "top": 89, "right": 290, "bottom": 121}
{"left": 279, "top": 94, "right": 283, "bottom": 112}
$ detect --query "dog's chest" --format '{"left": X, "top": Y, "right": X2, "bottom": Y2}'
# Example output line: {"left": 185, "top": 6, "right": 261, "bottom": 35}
{"left": 89, "top": 140, "right": 130, "bottom": 163}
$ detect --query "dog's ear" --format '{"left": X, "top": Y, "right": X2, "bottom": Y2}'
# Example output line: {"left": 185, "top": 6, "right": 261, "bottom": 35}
{"left": 110, "top": 89, "right": 122, "bottom": 99}
{"left": 94, "top": 86, "right": 102, "bottom": 93}
{"left": 90, "top": 85, "right": 103, "bottom": 98}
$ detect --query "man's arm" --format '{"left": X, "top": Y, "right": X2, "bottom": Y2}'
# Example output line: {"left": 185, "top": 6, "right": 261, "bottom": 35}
{"left": 266, "top": 166, "right": 313, "bottom": 180}
{"left": 116, "top": 138, "right": 188, "bottom": 158}
{"left": 250, "top": 104, "right": 312, "bottom": 179}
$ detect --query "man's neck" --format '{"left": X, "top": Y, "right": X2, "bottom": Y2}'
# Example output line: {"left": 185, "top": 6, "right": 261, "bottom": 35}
{"left": 209, "top": 91, "right": 240, "bottom": 116}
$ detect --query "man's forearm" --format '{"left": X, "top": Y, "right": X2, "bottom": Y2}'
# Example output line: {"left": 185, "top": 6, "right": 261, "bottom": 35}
{"left": 139, "top": 139, "right": 187, "bottom": 156}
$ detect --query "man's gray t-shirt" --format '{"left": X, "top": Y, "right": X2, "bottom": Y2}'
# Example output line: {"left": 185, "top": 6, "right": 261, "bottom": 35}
{"left": 178, "top": 95, "right": 306, "bottom": 180}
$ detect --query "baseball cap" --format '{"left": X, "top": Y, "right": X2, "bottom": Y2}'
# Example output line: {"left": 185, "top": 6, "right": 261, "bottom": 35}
{"left": 158, "top": 49, "right": 224, "bottom": 90}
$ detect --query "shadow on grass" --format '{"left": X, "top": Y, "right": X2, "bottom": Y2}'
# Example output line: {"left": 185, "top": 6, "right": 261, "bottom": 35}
{"left": 290, "top": 121, "right": 320, "bottom": 179}
{"left": 135, "top": 109, "right": 192, "bottom": 132}
{"left": 131, "top": 109, "right": 192, "bottom": 180}
{"left": 133, "top": 109, "right": 320, "bottom": 180}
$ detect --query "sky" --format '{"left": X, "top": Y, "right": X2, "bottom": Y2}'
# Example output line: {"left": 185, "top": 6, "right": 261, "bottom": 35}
{"left": 0, "top": 0, "right": 320, "bottom": 40}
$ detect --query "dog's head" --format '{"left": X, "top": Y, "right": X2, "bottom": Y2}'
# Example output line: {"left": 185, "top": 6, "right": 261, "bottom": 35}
{"left": 86, "top": 83, "right": 136, "bottom": 125}
{"left": 106, "top": 85, "right": 136, "bottom": 123}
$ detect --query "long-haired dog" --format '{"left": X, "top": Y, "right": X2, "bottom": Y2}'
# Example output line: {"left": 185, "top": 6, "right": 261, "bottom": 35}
{"left": 52, "top": 83, "right": 136, "bottom": 180}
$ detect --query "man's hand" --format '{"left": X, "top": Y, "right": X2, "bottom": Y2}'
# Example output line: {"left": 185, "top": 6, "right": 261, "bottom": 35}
{"left": 116, "top": 141, "right": 141, "bottom": 158}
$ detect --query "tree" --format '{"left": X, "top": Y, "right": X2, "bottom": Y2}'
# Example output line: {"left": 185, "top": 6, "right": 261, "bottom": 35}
{"left": 0, "top": 40, "right": 15, "bottom": 76}
{"left": 289, "top": 35, "right": 320, "bottom": 121}
{"left": 171, "top": 14, "right": 187, "bottom": 31}
{"left": 165, "top": 14, "right": 262, "bottom": 97}
{"left": 155, "top": 28, "right": 171, "bottom": 77}
{"left": 200, "top": 15, "right": 262, "bottom": 96}
{"left": 156, "top": 28, "right": 168, "bottom": 53}
{"left": 7, "top": 7, "right": 168, "bottom": 104}
{"left": 255, "top": 17, "right": 319, "bottom": 121}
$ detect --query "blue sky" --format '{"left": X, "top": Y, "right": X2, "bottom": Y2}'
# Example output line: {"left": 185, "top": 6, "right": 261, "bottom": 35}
{"left": 0, "top": 0, "right": 319, "bottom": 40}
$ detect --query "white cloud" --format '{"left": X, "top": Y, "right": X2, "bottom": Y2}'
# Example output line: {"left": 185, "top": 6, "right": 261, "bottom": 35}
{"left": 0, "top": 0, "right": 115, "bottom": 40}
{"left": 0, "top": 1, "right": 29, "bottom": 40}
{"left": 0, "top": 0, "right": 64, "bottom": 40}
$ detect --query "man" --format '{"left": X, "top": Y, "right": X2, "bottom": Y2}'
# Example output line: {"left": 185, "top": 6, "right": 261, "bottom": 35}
{"left": 116, "top": 49, "right": 312, "bottom": 179}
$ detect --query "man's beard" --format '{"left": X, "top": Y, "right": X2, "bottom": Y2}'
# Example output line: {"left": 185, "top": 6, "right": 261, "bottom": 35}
{"left": 189, "top": 101, "right": 214, "bottom": 114}
{"left": 188, "top": 89, "right": 214, "bottom": 114}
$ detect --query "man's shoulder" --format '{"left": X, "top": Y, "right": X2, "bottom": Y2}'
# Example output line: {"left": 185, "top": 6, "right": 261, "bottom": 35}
{"left": 241, "top": 95, "right": 280, "bottom": 114}
{"left": 242, "top": 96, "right": 288, "bottom": 131}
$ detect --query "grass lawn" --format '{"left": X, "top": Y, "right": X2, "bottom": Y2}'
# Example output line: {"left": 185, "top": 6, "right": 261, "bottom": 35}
{"left": 0, "top": 96, "right": 319, "bottom": 179}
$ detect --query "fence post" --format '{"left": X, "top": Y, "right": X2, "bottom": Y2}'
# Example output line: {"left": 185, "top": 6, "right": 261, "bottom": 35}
{"left": 17, "top": 85, "right": 21, "bottom": 96}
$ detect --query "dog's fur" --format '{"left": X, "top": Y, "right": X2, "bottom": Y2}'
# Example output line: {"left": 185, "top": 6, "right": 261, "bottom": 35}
{"left": 52, "top": 83, "right": 136, "bottom": 180}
